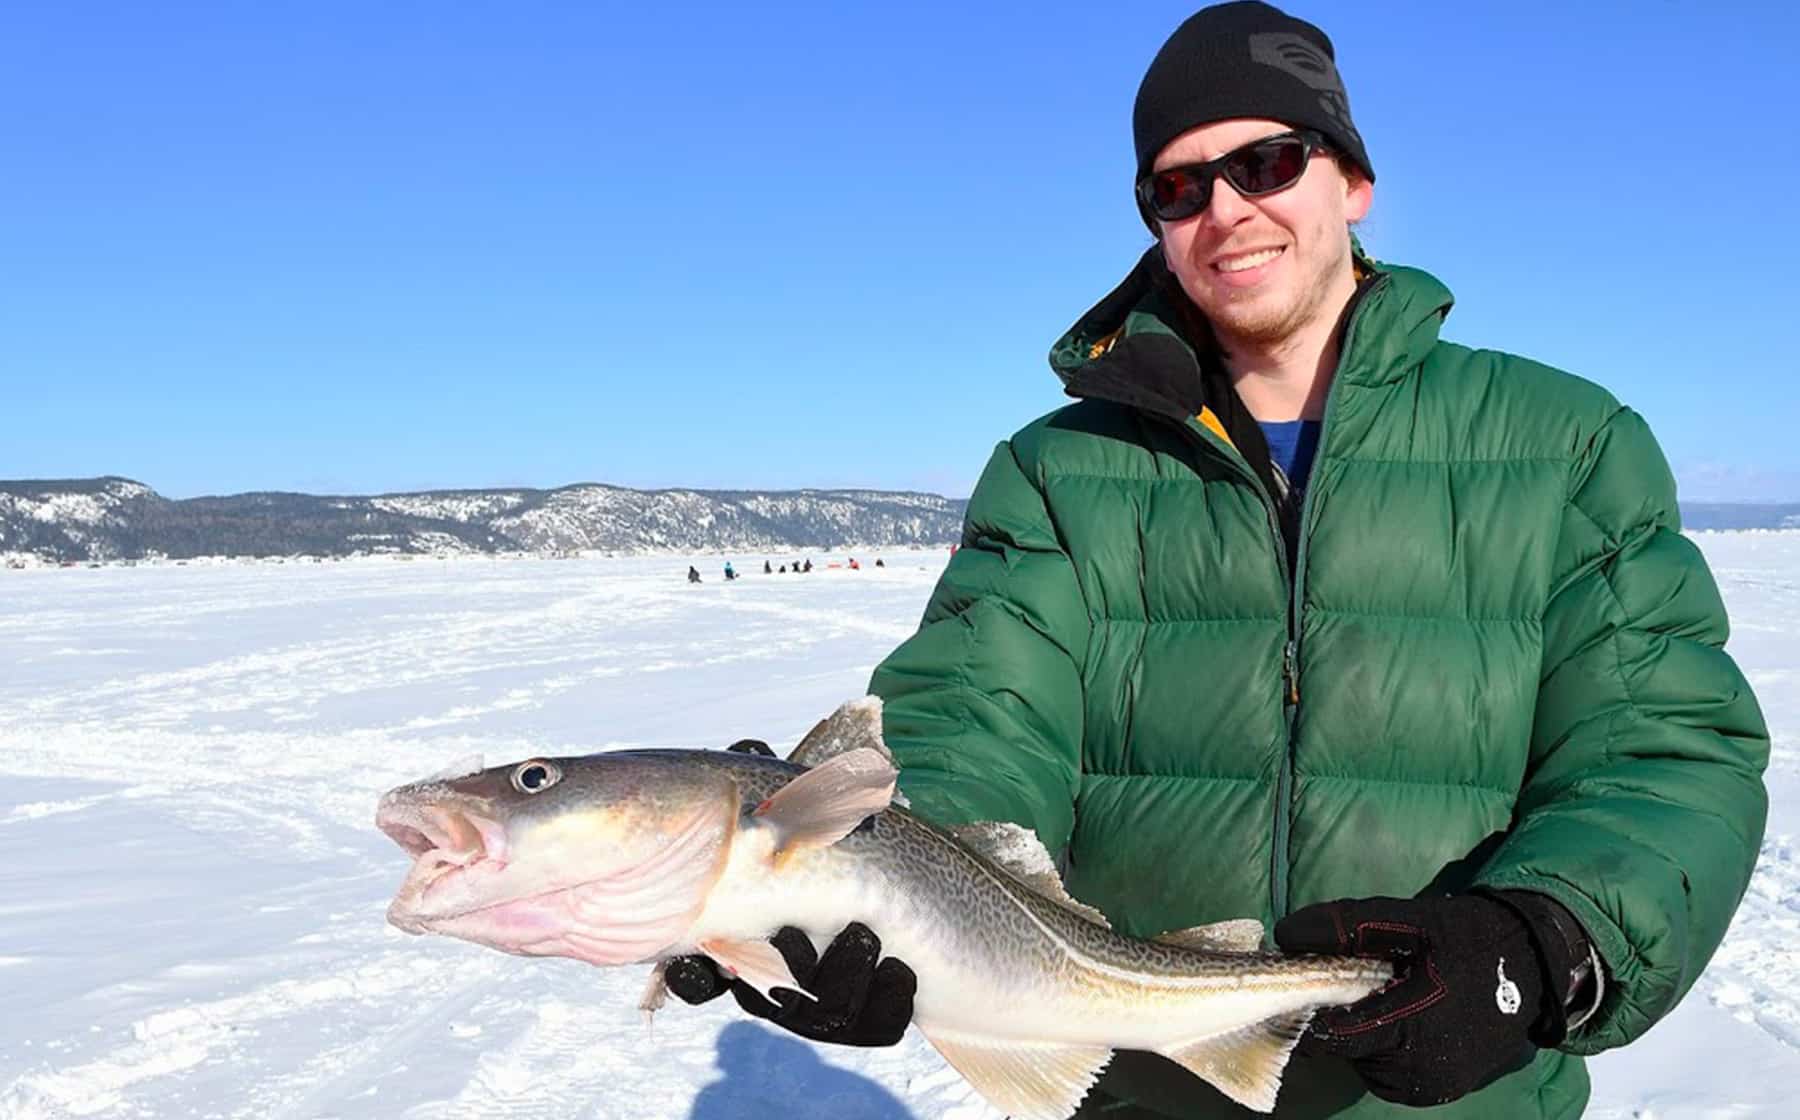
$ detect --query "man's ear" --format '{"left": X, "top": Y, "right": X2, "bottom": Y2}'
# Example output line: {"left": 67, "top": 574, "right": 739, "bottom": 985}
{"left": 1345, "top": 173, "right": 1374, "bottom": 224}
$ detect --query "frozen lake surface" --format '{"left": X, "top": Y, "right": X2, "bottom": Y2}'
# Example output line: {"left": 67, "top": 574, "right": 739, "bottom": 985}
{"left": 1, "top": 538, "right": 1795, "bottom": 1118}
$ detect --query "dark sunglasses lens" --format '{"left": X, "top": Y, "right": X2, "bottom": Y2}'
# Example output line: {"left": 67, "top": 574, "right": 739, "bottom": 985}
{"left": 1226, "top": 137, "right": 1309, "bottom": 195}
{"left": 1148, "top": 169, "right": 1208, "bottom": 220}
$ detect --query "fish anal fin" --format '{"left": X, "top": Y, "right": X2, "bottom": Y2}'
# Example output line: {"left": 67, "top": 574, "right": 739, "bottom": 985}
{"left": 1158, "top": 1011, "right": 1313, "bottom": 1113}
{"left": 699, "top": 938, "right": 816, "bottom": 1005}
{"left": 789, "top": 696, "right": 893, "bottom": 768}
{"left": 917, "top": 1025, "right": 1111, "bottom": 1120}
{"left": 1153, "top": 918, "right": 1266, "bottom": 954}
{"left": 754, "top": 747, "right": 895, "bottom": 856}
{"left": 951, "top": 821, "right": 1111, "bottom": 929}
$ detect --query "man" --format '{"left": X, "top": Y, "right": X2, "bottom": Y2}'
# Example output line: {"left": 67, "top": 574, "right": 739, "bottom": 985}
{"left": 668, "top": 4, "right": 1769, "bottom": 1117}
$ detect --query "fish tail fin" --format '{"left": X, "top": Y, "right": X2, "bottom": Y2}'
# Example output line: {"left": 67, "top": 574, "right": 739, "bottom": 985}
{"left": 916, "top": 1025, "right": 1111, "bottom": 1120}
{"left": 1156, "top": 1011, "right": 1313, "bottom": 1113}
{"left": 752, "top": 747, "right": 895, "bottom": 857}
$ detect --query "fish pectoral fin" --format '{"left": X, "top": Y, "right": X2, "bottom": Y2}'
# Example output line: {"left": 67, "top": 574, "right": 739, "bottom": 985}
{"left": 1157, "top": 1011, "right": 1313, "bottom": 1114}
{"left": 638, "top": 961, "right": 670, "bottom": 1029}
{"left": 917, "top": 1026, "right": 1111, "bottom": 1120}
{"left": 1151, "top": 918, "right": 1266, "bottom": 953}
{"left": 753, "top": 747, "right": 895, "bottom": 855}
{"left": 699, "top": 937, "right": 817, "bottom": 1004}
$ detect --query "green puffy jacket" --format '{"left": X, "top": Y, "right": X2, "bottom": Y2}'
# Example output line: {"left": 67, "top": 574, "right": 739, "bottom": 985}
{"left": 868, "top": 249, "right": 1769, "bottom": 1118}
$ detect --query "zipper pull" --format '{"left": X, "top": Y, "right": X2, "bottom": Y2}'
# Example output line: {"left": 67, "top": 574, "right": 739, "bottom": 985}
{"left": 1282, "top": 640, "right": 1300, "bottom": 705}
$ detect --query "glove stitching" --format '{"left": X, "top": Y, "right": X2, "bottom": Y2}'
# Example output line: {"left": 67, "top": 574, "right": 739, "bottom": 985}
{"left": 1331, "top": 958, "right": 1448, "bottom": 1035}
{"left": 1351, "top": 919, "right": 1425, "bottom": 952}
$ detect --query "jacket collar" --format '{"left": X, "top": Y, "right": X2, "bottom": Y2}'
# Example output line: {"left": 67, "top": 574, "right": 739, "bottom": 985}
{"left": 1050, "top": 244, "right": 1455, "bottom": 416}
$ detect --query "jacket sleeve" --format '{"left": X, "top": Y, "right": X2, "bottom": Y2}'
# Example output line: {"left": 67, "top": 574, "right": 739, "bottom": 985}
{"left": 868, "top": 438, "right": 1091, "bottom": 853}
{"left": 1474, "top": 406, "right": 1769, "bottom": 1053}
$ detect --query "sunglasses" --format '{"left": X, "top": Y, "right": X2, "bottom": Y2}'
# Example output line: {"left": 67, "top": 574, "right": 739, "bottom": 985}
{"left": 1136, "top": 129, "right": 1328, "bottom": 223}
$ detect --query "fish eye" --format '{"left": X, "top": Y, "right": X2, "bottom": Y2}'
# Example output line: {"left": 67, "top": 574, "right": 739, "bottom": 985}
{"left": 511, "top": 760, "right": 561, "bottom": 794}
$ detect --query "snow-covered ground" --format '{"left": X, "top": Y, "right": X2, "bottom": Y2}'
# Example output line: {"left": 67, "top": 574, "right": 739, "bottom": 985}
{"left": 0, "top": 538, "right": 1794, "bottom": 1119}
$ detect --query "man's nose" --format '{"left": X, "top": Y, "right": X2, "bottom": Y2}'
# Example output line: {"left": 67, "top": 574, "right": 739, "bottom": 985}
{"left": 1203, "top": 174, "right": 1257, "bottom": 226}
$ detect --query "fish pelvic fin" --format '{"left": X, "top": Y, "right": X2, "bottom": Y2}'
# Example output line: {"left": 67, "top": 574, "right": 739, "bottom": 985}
{"left": 917, "top": 1025, "right": 1111, "bottom": 1120}
{"left": 699, "top": 937, "right": 817, "bottom": 1004}
{"left": 1158, "top": 1011, "right": 1313, "bottom": 1114}
{"left": 952, "top": 821, "right": 1110, "bottom": 929}
{"left": 1152, "top": 918, "right": 1266, "bottom": 953}
{"left": 753, "top": 746, "right": 895, "bottom": 858}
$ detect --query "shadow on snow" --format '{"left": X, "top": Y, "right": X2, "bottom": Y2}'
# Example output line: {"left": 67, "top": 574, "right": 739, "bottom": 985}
{"left": 689, "top": 1020, "right": 915, "bottom": 1120}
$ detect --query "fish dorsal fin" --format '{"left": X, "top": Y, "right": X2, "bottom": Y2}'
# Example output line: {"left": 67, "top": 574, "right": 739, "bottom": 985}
{"left": 917, "top": 1025, "right": 1111, "bottom": 1120}
{"left": 1158, "top": 1011, "right": 1312, "bottom": 1113}
{"left": 753, "top": 747, "right": 896, "bottom": 856}
{"left": 1153, "top": 918, "right": 1266, "bottom": 954}
{"left": 951, "top": 821, "right": 1111, "bottom": 930}
{"left": 789, "top": 696, "right": 893, "bottom": 768}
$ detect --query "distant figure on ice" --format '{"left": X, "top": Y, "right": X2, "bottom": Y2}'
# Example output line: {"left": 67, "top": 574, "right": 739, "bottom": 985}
{"left": 764, "top": 560, "right": 772, "bottom": 574}
{"left": 848, "top": 557, "right": 860, "bottom": 570}
{"left": 875, "top": 558, "right": 885, "bottom": 567}
{"left": 723, "top": 562, "right": 737, "bottom": 581}
{"left": 686, "top": 565, "right": 701, "bottom": 584}
{"left": 802, "top": 558, "right": 813, "bottom": 573}
{"left": 778, "top": 564, "right": 786, "bottom": 573}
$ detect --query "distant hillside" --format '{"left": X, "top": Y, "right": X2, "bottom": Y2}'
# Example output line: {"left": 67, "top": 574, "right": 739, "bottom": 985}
{"left": 0, "top": 477, "right": 967, "bottom": 563}
{"left": 1681, "top": 503, "right": 1800, "bottom": 531}
{"left": 4, "top": 477, "right": 1790, "bottom": 565}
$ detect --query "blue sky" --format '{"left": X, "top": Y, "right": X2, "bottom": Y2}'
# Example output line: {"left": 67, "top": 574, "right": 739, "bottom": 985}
{"left": 5, "top": 1, "right": 1797, "bottom": 501}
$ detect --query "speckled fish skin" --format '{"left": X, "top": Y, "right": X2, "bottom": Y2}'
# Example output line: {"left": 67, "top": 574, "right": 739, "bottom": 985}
{"left": 664, "top": 749, "right": 1392, "bottom": 1048}
{"left": 380, "top": 732, "right": 1393, "bottom": 1117}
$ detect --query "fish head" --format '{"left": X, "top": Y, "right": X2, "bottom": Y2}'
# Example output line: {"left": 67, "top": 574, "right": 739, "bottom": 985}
{"left": 377, "top": 752, "right": 741, "bottom": 965}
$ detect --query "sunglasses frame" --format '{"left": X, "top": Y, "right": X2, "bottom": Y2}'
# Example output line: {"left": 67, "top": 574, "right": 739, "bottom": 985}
{"left": 1136, "top": 129, "right": 1330, "bottom": 224}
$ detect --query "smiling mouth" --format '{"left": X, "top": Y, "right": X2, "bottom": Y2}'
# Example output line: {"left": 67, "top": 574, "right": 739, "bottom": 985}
{"left": 1215, "top": 246, "right": 1285, "bottom": 273}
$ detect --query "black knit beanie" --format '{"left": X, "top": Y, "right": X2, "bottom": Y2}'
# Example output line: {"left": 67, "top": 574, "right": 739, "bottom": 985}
{"left": 1133, "top": 1, "right": 1373, "bottom": 184}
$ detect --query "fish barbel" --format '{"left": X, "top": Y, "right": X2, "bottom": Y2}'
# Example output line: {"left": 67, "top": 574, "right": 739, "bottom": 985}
{"left": 376, "top": 698, "right": 1391, "bottom": 1116}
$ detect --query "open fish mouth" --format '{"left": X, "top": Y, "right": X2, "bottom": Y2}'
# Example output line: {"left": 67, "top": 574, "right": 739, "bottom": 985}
{"left": 377, "top": 796, "right": 513, "bottom": 919}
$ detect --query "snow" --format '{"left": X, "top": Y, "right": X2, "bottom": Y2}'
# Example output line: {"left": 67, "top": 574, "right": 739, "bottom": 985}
{"left": 368, "top": 494, "right": 529, "bottom": 523}
{"left": 0, "top": 480, "right": 148, "bottom": 527}
{"left": 1, "top": 536, "right": 1797, "bottom": 1118}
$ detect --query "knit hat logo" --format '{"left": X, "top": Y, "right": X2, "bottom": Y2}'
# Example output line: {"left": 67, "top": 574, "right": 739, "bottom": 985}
{"left": 1247, "top": 32, "right": 1363, "bottom": 149}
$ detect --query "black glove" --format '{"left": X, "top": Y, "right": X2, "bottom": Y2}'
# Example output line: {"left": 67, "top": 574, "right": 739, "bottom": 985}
{"left": 1274, "top": 891, "right": 1581, "bottom": 1107}
{"left": 663, "top": 923, "right": 916, "bottom": 1047}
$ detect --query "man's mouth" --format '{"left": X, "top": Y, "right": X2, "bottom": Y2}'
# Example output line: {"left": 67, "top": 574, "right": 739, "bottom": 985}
{"left": 1214, "top": 246, "right": 1285, "bottom": 274}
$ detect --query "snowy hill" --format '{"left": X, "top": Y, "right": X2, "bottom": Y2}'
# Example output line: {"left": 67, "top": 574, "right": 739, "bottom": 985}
{"left": 0, "top": 477, "right": 967, "bottom": 562}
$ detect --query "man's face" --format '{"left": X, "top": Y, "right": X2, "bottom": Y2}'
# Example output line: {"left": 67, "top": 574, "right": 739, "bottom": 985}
{"left": 1153, "top": 117, "right": 1372, "bottom": 349}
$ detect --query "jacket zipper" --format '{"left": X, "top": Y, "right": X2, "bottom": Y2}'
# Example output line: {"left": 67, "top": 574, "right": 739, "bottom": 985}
{"left": 1270, "top": 273, "right": 1386, "bottom": 919}
{"left": 1145, "top": 273, "right": 1388, "bottom": 922}
{"left": 1150, "top": 413, "right": 1291, "bottom": 920}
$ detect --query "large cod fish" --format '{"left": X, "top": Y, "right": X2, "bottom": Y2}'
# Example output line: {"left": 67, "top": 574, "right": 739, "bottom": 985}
{"left": 377, "top": 698, "right": 1391, "bottom": 1117}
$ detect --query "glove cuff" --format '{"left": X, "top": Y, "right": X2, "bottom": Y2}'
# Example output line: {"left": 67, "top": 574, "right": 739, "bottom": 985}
{"left": 1483, "top": 889, "right": 1596, "bottom": 1047}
